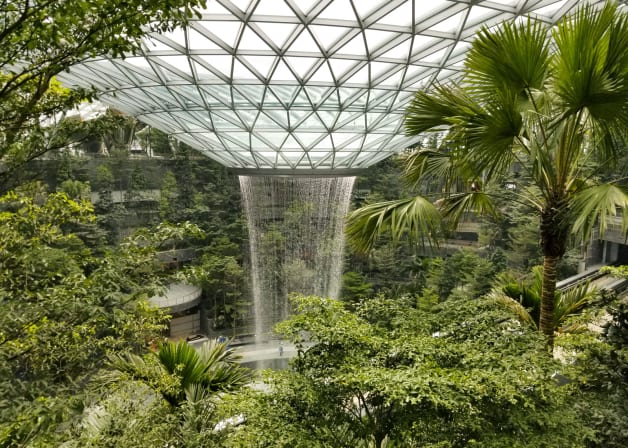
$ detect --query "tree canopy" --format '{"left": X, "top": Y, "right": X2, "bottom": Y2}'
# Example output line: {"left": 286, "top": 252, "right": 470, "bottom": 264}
{"left": 0, "top": 0, "right": 206, "bottom": 190}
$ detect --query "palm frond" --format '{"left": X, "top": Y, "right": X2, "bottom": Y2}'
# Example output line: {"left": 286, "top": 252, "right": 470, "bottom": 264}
{"left": 401, "top": 149, "right": 453, "bottom": 188}
{"left": 438, "top": 191, "right": 497, "bottom": 229}
{"left": 571, "top": 183, "right": 628, "bottom": 241}
{"left": 404, "top": 83, "right": 482, "bottom": 136}
{"left": 552, "top": 1, "right": 628, "bottom": 160}
{"left": 555, "top": 281, "right": 598, "bottom": 328}
{"left": 463, "top": 93, "right": 523, "bottom": 179}
{"left": 157, "top": 340, "right": 207, "bottom": 390}
{"left": 345, "top": 196, "right": 441, "bottom": 253}
{"left": 464, "top": 17, "right": 550, "bottom": 95}
{"left": 486, "top": 290, "right": 537, "bottom": 329}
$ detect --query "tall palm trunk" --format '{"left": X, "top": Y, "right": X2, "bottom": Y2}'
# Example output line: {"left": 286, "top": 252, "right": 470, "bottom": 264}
{"left": 539, "top": 255, "right": 559, "bottom": 347}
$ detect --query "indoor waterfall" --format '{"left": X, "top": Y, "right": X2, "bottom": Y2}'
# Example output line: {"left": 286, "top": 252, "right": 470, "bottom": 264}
{"left": 239, "top": 175, "right": 356, "bottom": 340}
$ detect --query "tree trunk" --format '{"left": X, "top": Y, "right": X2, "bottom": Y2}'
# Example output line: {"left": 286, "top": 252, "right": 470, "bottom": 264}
{"left": 539, "top": 255, "right": 559, "bottom": 348}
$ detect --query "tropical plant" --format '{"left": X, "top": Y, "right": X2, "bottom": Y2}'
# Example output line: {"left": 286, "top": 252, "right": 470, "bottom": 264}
{"left": 107, "top": 339, "right": 251, "bottom": 407}
{"left": 488, "top": 267, "right": 599, "bottom": 331}
{"left": 347, "top": 1, "right": 628, "bottom": 345}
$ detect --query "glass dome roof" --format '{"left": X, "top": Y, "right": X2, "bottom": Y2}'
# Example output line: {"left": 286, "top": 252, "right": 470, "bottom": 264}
{"left": 60, "top": 0, "right": 606, "bottom": 172}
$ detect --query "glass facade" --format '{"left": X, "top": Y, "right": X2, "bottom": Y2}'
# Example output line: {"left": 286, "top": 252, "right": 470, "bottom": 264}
{"left": 60, "top": 0, "right": 603, "bottom": 171}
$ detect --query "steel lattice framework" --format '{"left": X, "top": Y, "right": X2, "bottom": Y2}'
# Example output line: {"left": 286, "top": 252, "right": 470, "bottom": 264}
{"left": 60, "top": 0, "right": 608, "bottom": 173}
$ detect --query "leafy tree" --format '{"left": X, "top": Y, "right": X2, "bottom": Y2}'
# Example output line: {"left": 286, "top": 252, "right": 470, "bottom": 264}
{"left": 558, "top": 300, "right": 628, "bottom": 448}
{"left": 0, "top": 189, "right": 202, "bottom": 446}
{"left": 159, "top": 170, "right": 178, "bottom": 221}
{"left": 0, "top": 0, "right": 206, "bottom": 191}
{"left": 347, "top": 2, "right": 628, "bottom": 345}
{"left": 180, "top": 252, "right": 248, "bottom": 334}
{"left": 227, "top": 295, "right": 590, "bottom": 447}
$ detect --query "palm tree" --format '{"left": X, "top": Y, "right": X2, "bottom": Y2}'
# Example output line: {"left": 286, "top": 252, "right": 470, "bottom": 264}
{"left": 108, "top": 339, "right": 251, "bottom": 407}
{"left": 347, "top": 2, "right": 628, "bottom": 346}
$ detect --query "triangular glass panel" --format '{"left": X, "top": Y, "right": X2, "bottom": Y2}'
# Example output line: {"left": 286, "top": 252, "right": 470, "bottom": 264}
{"left": 254, "top": 112, "right": 280, "bottom": 129}
{"left": 331, "top": 132, "right": 356, "bottom": 147}
{"left": 200, "top": 85, "right": 232, "bottom": 108}
{"left": 166, "top": 28, "right": 187, "bottom": 48}
{"left": 352, "top": 1, "right": 381, "bottom": 20}
{"left": 192, "top": 60, "right": 219, "bottom": 80}
{"left": 187, "top": 27, "right": 222, "bottom": 51}
{"left": 256, "top": 132, "right": 286, "bottom": 146}
{"left": 308, "top": 63, "right": 333, "bottom": 83}
{"left": 240, "top": 55, "right": 277, "bottom": 79}
{"left": 233, "top": 89, "right": 256, "bottom": 110}
{"left": 533, "top": 0, "right": 568, "bottom": 19}
{"left": 233, "top": 59, "right": 258, "bottom": 80}
{"left": 291, "top": 0, "right": 318, "bottom": 15}
{"left": 224, "top": 131, "right": 250, "bottom": 148}
{"left": 316, "top": 110, "right": 338, "bottom": 129}
{"left": 288, "top": 28, "right": 320, "bottom": 53}
{"left": 411, "top": 35, "right": 440, "bottom": 56}
{"left": 309, "top": 25, "right": 349, "bottom": 53}
{"left": 267, "top": 85, "right": 298, "bottom": 107}
{"left": 336, "top": 111, "right": 364, "bottom": 130}
{"left": 428, "top": 11, "right": 464, "bottom": 34}
{"left": 261, "top": 109, "right": 289, "bottom": 129}
{"left": 294, "top": 132, "right": 324, "bottom": 147}
{"left": 377, "top": 68, "right": 404, "bottom": 88}
{"left": 363, "top": 133, "right": 386, "bottom": 148}
{"left": 379, "top": 37, "right": 411, "bottom": 60}
{"left": 295, "top": 113, "right": 326, "bottom": 131}
{"left": 466, "top": 5, "right": 500, "bottom": 26}
{"left": 420, "top": 46, "right": 449, "bottom": 64}
{"left": 291, "top": 89, "right": 311, "bottom": 108}
{"left": 235, "top": 84, "right": 265, "bottom": 106}
{"left": 377, "top": 2, "right": 413, "bottom": 27}
{"left": 144, "top": 36, "right": 173, "bottom": 52}
{"left": 436, "top": 68, "right": 458, "bottom": 83}
{"left": 316, "top": 135, "right": 333, "bottom": 149}
{"left": 230, "top": 0, "right": 253, "bottom": 13}
{"left": 269, "top": 59, "right": 296, "bottom": 82}
{"left": 343, "top": 64, "right": 369, "bottom": 86}
{"left": 254, "top": 22, "right": 297, "bottom": 49}
{"left": 369, "top": 61, "right": 395, "bottom": 80}
{"left": 328, "top": 58, "right": 359, "bottom": 82}
{"left": 305, "top": 86, "right": 333, "bottom": 105}
{"left": 317, "top": 0, "right": 355, "bottom": 21}
{"left": 125, "top": 57, "right": 151, "bottom": 68}
{"left": 337, "top": 87, "right": 361, "bottom": 105}
{"left": 285, "top": 56, "right": 319, "bottom": 80}
{"left": 282, "top": 134, "right": 303, "bottom": 151}
{"left": 199, "top": 54, "right": 233, "bottom": 78}
{"left": 337, "top": 32, "right": 367, "bottom": 57}
{"left": 154, "top": 55, "right": 190, "bottom": 72}
{"left": 239, "top": 26, "right": 272, "bottom": 51}
{"left": 253, "top": 0, "right": 294, "bottom": 17}
{"left": 199, "top": 1, "right": 231, "bottom": 14}
{"left": 364, "top": 29, "right": 397, "bottom": 54}
{"left": 208, "top": 21, "right": 242, "bottom": 48}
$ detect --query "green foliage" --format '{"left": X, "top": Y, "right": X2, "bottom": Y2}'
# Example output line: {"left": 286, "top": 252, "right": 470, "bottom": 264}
{"left": 347, "top": 2, "right": 628, "bottom": 343}
{"left": 489, "top": 267, "right": 599, "bottom": 331}
{"left": 557, "top": 300, "right": 628, "bottom": 448}
{"left": 226, "top": 295, "right": 590, "bottom": 448}
{"left": 0, "top": 0, "right": 207, "bottom": 190}
{"left": 0, "top": 189, "right": 202, "bottom": 447}
{"left": 601, "top": 265, "right": 628, "bottom": 279}
{"left": 107, "top": 340, "right": 251, "bottom": 408}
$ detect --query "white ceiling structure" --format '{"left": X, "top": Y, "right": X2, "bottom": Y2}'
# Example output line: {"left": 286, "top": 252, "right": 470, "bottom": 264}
{"left": 60, "top": 0, "right": 610, "bottom": 173}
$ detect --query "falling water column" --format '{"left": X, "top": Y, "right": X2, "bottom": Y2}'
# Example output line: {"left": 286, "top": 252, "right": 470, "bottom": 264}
{"left": 239, "top": 175, "right": 356, "bottom": 340}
